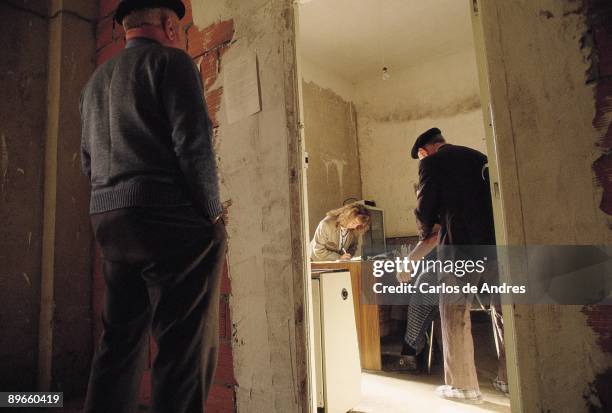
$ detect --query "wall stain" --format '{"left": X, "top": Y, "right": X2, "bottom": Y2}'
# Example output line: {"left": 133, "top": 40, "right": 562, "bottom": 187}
{"left": 585, "top": 0, "right": 612, "bottom": 216}
{"left": 365, "top": 94, "right": 482, "bottom": 123}
{"left": 539, "top": 10, "right": 555, "bottom": 19}
{"left": 583, "top": 368, "right": 611, "bottom": 413}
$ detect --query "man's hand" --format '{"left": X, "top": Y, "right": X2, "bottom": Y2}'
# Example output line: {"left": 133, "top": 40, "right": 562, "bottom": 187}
{"left": 396, "top": 270, "right": 412, "bottom": 284}
{"left": 340, "top": 253, "right": 352, "bottom": 260}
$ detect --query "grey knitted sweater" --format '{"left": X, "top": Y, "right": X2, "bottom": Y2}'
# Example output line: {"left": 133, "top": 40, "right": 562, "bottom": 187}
{"left": 80, "top": 37, "right": 222, "bottom": 219}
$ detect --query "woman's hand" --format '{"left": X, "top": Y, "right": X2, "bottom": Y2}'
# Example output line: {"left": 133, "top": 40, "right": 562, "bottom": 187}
{"left": 340, "top": 253, "right": 352, "bottom": 260}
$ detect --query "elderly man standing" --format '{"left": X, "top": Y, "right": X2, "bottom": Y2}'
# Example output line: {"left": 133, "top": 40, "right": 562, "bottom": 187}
{"left": 410, "top": 127, "right": 506, "bottom": 402}
{"left": 80, "top": 1, "right": 227, "bottom": 412}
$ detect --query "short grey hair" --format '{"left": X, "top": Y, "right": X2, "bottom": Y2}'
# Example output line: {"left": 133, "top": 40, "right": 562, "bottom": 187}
{"left": 122, "top": 7, "right": 175, "bottom": 31}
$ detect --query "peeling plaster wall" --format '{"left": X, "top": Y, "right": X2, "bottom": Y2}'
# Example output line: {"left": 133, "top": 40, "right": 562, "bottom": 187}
{"left": 0, "top": 1, "right": 48, "bottom": 390}
{"left": 190, "top": 1, "right": 306, "bottom": 412}
{"left": 302, "top": 80, "right": 362, "bottom": 237}
{"left": 301, "top": 57, "right": 355, "bottom": 103}
{"left": 479, "top": 1, "right": 612, "bottom": 411}
{"left": 355, "top": 50, "right": 487, "bottom": 237}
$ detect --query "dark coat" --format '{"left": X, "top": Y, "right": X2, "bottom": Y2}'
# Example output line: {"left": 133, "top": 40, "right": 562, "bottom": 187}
{"left": 414, "top": 144, "right": 495, "bottom": 246}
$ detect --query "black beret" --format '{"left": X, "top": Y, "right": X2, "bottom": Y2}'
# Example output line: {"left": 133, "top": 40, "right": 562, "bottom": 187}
{"left": 411, "top": 127, "right": 442, "bottom": 159}
{"left": 115, "top": 0, "right": 186, "bottom": 24}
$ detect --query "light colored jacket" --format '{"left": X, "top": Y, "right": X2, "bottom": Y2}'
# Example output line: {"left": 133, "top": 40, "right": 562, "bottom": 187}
{"left": 310, "top": 216, "right": 359, "bottom": 261}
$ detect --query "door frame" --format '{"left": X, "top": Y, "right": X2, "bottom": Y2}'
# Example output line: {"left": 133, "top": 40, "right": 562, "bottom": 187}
{"left": 290, "top": 1, "right": 526, "bottom": 411}
{"left": 470, "top": 0, "right": 524, "bottom": 411}
{"left": 291, "top": 1, "right": 317, "bottom": 412}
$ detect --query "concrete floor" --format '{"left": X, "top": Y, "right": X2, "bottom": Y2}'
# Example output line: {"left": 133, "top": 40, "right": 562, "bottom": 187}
{"left": 352, "top": 311, "right": 510, "bottom": 413}
{"left": 352, "top": 371, "right": 510, "bottom": 413}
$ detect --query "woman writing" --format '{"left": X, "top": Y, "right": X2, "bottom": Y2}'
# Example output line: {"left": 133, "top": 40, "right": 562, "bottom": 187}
{"left": 310, "top": 202, "right": 371, "bottom": 261}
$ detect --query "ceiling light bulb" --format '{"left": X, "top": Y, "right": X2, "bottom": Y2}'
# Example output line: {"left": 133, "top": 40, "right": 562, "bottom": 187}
{"left": 382, "top": 66, "right": 390, "bottom": 81}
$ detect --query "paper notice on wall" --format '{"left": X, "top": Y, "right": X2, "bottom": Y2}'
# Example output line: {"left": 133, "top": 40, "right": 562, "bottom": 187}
{"left": 223, "top": 53, "right": 261, "bottom": 124}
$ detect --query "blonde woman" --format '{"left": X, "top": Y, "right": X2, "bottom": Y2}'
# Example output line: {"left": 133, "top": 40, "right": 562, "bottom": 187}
{"left": 310, "top": 202, "right": 371, "bottom": 261}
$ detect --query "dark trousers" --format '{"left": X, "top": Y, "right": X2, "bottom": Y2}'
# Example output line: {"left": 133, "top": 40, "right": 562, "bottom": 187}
{"left": 83, "top": 206, "right": 227, "bottom": 413}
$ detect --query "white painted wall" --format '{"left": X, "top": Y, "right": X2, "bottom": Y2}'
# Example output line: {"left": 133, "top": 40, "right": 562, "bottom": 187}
{"left": 354, "top": 49, "right": 487, "bottom": 237}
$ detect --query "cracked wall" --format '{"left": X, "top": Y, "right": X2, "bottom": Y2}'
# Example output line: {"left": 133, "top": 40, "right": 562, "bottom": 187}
{"left": 190, "top": 1, "right": 307, "bottom": 412}
{"left": 302, "top": 80, "right": 362, "bottom": 237}
{"left": 480, "top": 1, "right": 612, "bottom": 411}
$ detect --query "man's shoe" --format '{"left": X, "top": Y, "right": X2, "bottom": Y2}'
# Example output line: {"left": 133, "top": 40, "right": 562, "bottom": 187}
{"left": 383, "top": 354, "right": 418, "bottom": 372}
{"left": 435, "top": 385, "right": 483, "bottom": 403}
{"left": 492, "top": 377, "right": 509, "bottom": 396}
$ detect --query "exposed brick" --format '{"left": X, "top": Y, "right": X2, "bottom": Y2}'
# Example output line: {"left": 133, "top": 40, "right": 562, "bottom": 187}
{"left": 139, "top": 369, "right": 152, "bottom": 403}
{"left": 199, "top": 52, "right": 220, "bottom": 91}
{"left": 205, "top": 87, "right": 223, "bottom": 128}
{"left": 183, "top": 0, "right": 194, "bottom": 26}
{"left": 150, "top": 336, "right": 158, "bottom": 363}
{"left": 594, "top": 26, "right": 612, "bottom": 78}
{"left": 205, "top": 384, "right": 235, "bottom": 413}
{"left": 202, "top": 20, "right": 235, "bottom": 52}
{"left": 188, "top": 20, "right": 235, "bottom": 59}
{"left": 593, "top": 153, "right": 612, "bottom": 214}
{"left": 588, "top": 0, "right": 612, "bottom": 217}
{"left": 99, "top": 0, "right": 120, "bottom": 20}
{"left": 592, "top": 77, "right": 612, "bottom": 215}
{"left": 92, "top": 6, "right": 236, "bottom": 409}
{"left": 96, "top": 38, "right": 125, "bottom": 66}
{"left": 219, "top": 295, "right": 232, "bottom": 340}
{"left": 582, "top": 306, "right": 612, "bottom": 354}
{"left": 96, "top": 16, "right": 124, "bottom": 51}
{"left": 220, "top": 262, "right": 231, "bottom": 294}
{"left": 215, "top": 342, "right": 236, "bottom": 386}
{"left": 592, "top": 369, "right": 612, "bottom": 413}
{"left": 187, "top": 24, "right": 207, "bottom": 58}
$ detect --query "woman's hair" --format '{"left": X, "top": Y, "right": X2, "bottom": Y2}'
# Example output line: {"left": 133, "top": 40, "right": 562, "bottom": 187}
{"left": 326, "top": 202, "right": 371, "bottom": 235}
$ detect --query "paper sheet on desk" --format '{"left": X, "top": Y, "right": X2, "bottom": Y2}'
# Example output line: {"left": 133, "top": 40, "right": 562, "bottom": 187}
{"left": 311, "top": 256, "right": 361, "bottom": 264}
{"left": 331, "top": 256, "right": 361, "bottom": 262}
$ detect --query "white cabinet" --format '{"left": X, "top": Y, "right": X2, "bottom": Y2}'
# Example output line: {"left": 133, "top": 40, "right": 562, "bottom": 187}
{"left": 312, "top": 270, "right": 361, "bottom": 412}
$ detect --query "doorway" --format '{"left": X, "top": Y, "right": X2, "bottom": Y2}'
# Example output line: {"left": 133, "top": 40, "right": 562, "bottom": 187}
{"left": 294, "top": 0, "right": 514, "bottom": 412}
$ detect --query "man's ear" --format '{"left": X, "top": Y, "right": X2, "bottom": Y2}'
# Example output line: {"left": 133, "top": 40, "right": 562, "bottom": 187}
{"left": 418, "top": 148, "right": 428, "bottom": 159}
{"left": 163, "top": 17, "right": 176, "bottom": 40}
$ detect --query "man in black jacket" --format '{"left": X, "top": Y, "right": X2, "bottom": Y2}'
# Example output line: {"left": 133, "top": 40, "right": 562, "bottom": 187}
{"left": 411, "top": 128, "right": 506, "bottom": 402}
{"left": 80, "top": 1, "right": 227, "bottom": 412}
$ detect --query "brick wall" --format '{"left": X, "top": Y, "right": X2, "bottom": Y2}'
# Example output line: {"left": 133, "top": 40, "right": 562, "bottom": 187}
{"left": 588, "top": 0, "right": 612, "bottom": 216}
{"left": 94, "top": 1, "right": 236, "bottom": 411}
{"left": 584, "top": 1, "right": 612, "bottom": 411}
{"left": 583, "top": 0, "right": 612, "bottom": 353}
